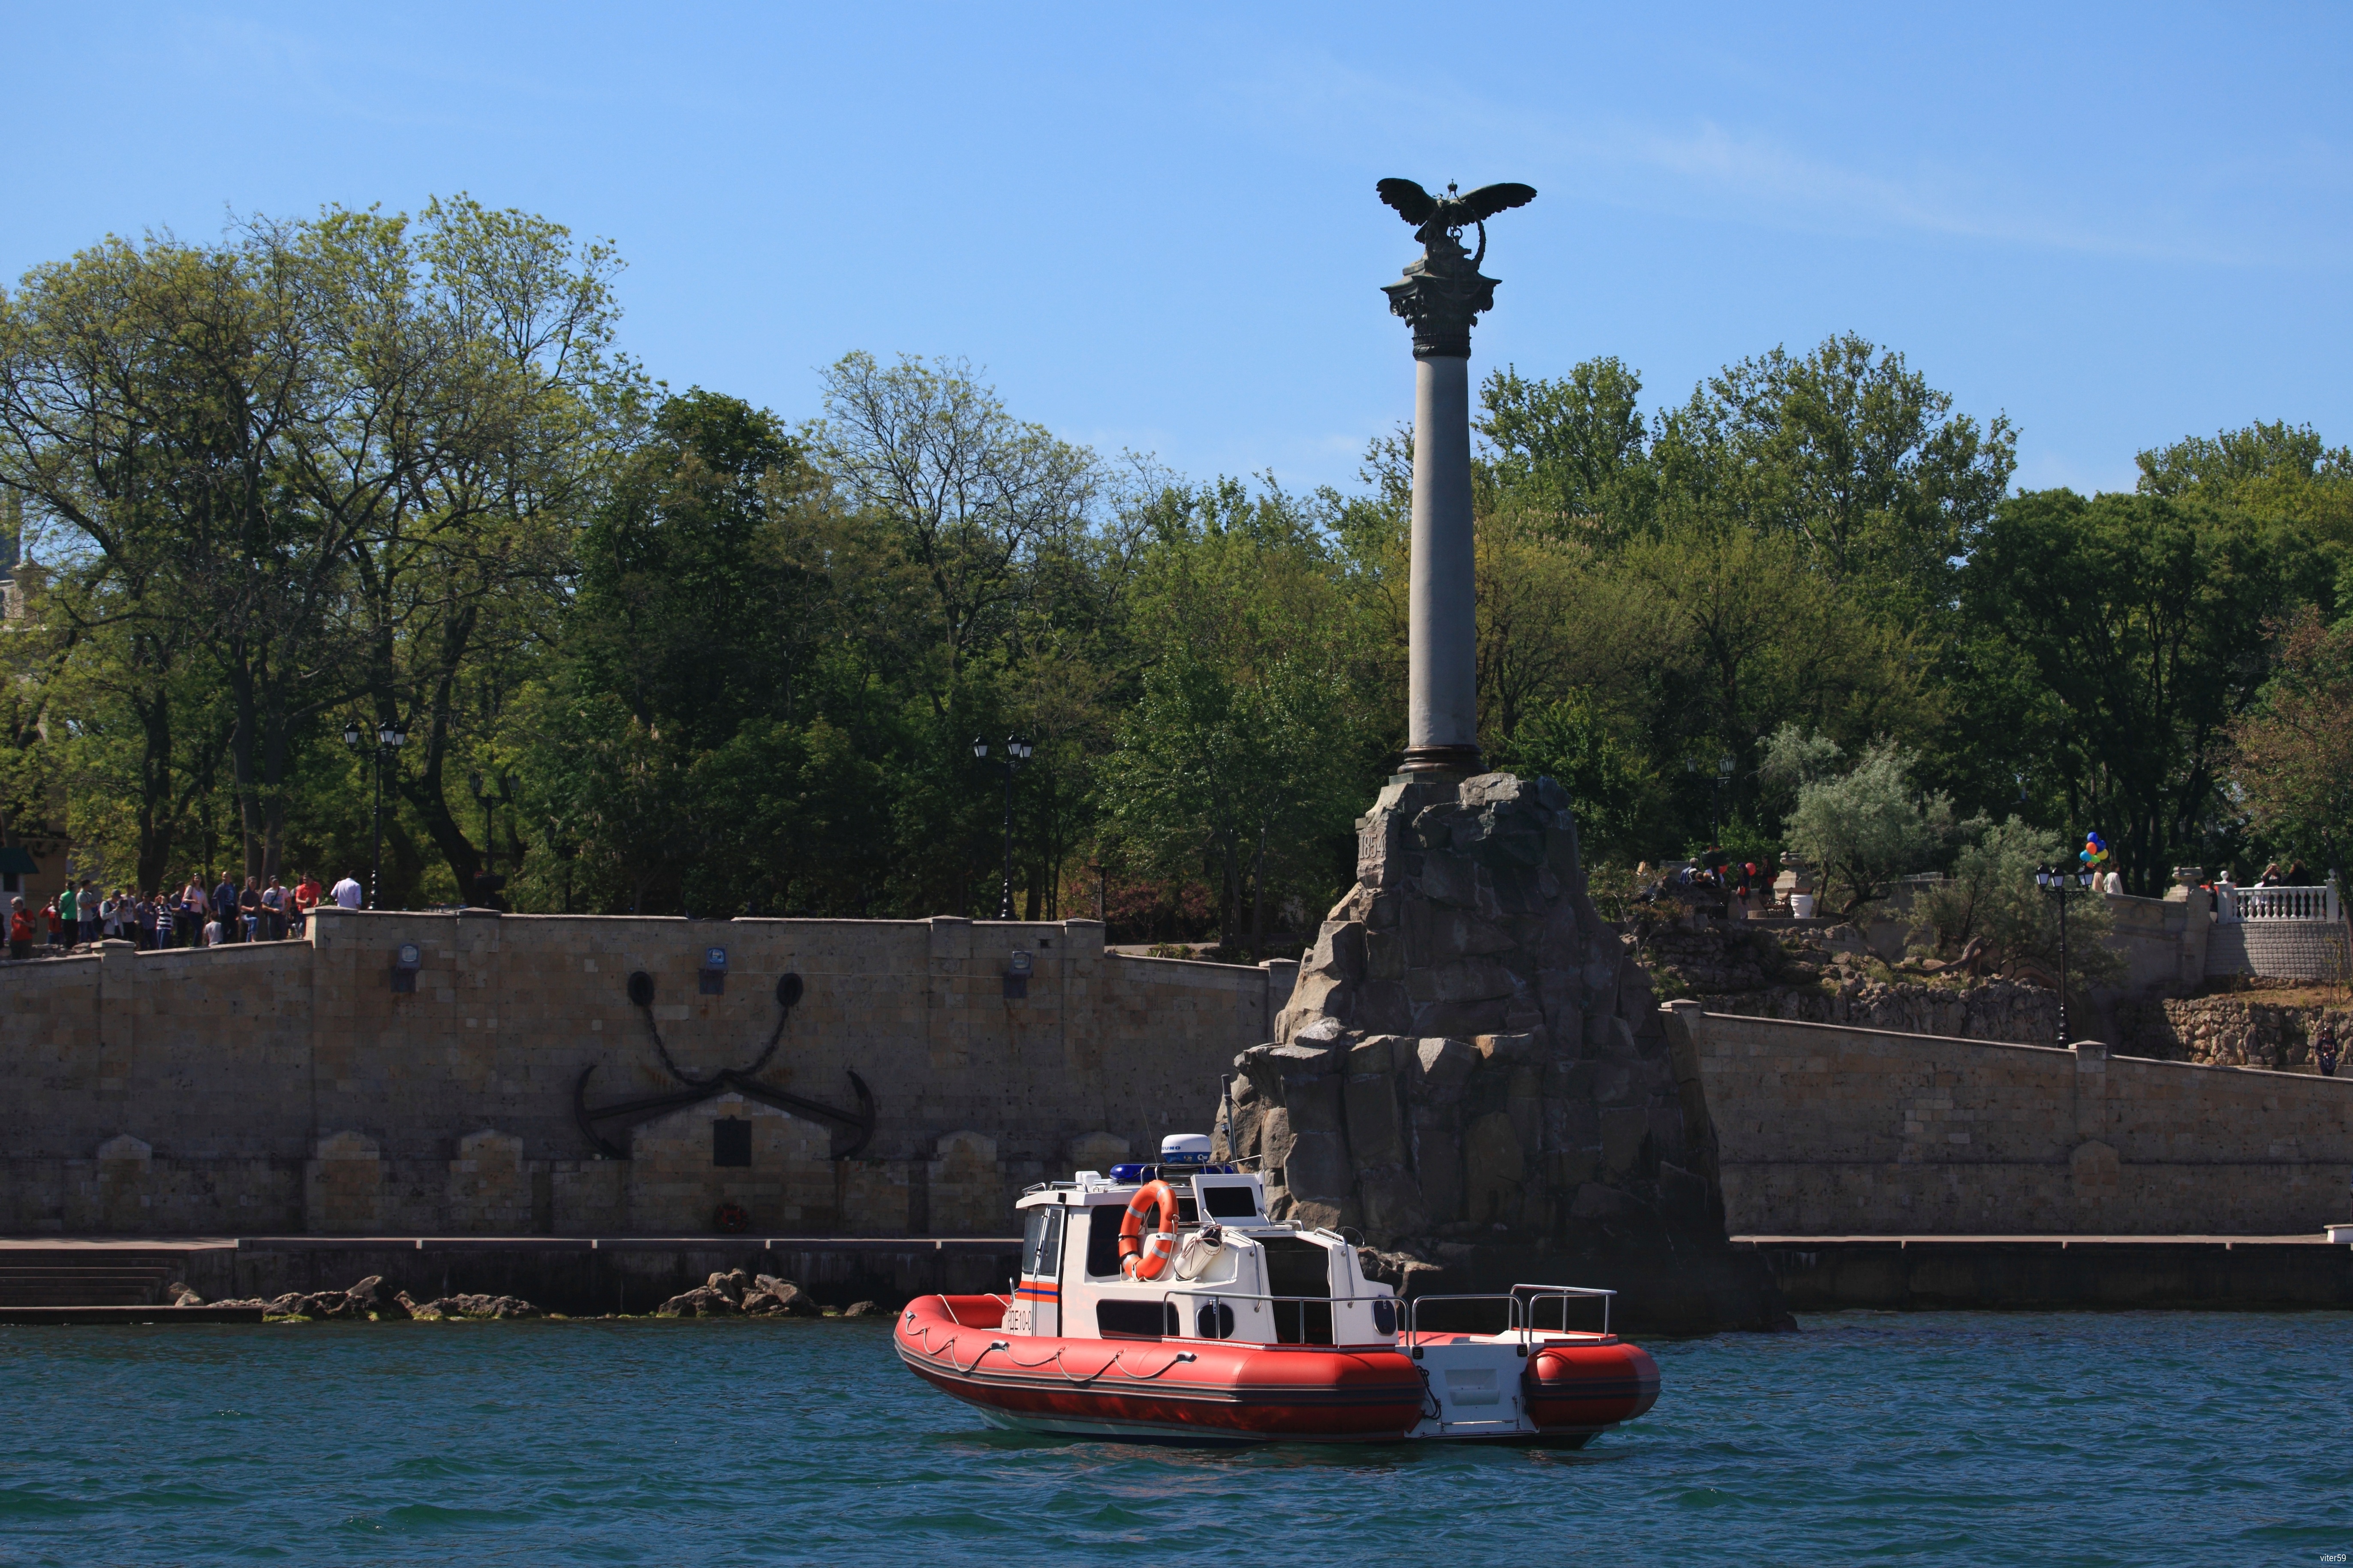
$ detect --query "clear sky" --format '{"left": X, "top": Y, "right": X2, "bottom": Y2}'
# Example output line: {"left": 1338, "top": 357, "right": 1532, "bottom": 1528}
{"left": 7, "top": 3, "right": 2347, "bottom": 498}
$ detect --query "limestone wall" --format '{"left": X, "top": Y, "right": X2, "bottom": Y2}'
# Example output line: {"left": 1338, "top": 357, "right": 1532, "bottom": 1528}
{"left": 1672, "top": 1002, "right": 2353, "bottom": 1235}
{"left": 0, "top": 910, "right": 1283, "bottom": 1236}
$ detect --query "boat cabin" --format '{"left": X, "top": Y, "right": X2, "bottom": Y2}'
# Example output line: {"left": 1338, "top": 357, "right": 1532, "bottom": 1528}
{"left": 1000, "top": 1160, "right": 1399, "bottom": 1348}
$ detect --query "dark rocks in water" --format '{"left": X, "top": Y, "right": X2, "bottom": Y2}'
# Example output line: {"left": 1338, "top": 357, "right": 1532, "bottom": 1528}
{"left": 400, "top": 1291, "right": 541, "bottom": 1320}
{"left": 742, "top": 1275, "right": 818, "bottom": 1317}
{"left": 1218, "top": 771, "right": 1784, "bottom": 1333}
{"left": 842, "top": 1300, "right": 879, "bottom": 1318}
{"left": 345, "top": 1275, "right": 409, "bottom": 1319}
{"left": 656, "top": 1286, "right": 740, "bottom": 1317}
{"left": 165, "top": 1282, "right": 204, "bottom": 1307}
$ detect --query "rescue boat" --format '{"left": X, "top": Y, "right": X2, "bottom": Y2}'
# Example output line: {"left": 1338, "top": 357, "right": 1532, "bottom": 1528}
{"left": 893, "top": 1135, "right": 1660, "bottom": 1446}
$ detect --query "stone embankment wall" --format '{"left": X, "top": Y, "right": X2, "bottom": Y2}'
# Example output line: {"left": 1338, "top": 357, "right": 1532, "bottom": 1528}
{"left": 0, "top": 911, "right": 1290, "bottom": 1237}
{"left": 1674, "top": 1003, "right": 2353, "bottom": 1236}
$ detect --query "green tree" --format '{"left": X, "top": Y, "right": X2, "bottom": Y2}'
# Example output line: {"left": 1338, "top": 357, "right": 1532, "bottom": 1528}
{"left": 1783, "top": 739, "right": 1959, "bottom": 916}
{"left": 1961, "top": 490, "right": 2318, "bottom": 891}
{"left": 2229, "top": 607, "right": 2353, "bottom": 876}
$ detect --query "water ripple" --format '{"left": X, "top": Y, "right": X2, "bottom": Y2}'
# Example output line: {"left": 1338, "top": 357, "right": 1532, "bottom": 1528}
{"left": 1, "top": 1313, "right": 2350, "bottom": 1564}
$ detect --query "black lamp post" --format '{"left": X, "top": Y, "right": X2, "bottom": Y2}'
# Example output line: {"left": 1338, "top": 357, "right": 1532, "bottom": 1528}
{"left": 2034, "top": 862, "right": 2093, "bottom": 1048}
{"left": 972, "top": 735, "right": 1033, "bottom": 919}
{"left": 1712, "top": 753, "right": 1736, "bottom": 841}
{"left": 344, "top": 718, "right": 408, "bottom": 910}
{"left": 467, "top": 772, "right": 517, "bottom": 880}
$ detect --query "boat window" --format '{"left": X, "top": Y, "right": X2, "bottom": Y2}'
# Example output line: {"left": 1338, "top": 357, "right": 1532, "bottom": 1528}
{"left": 1095, "top": 1299, "right": 1179, "bottom": 1339}
{"left": 1197, "top": 1183, "right": 1259, "bottom": 1219}
{"left": 1038, "top": 1207, "right": 1064, "bottom": 1277}
{"left": 1257, "top": 1236, "right": 1334, "bottom": 1346}
{"left": 1020, "top": 1208, "right": 1064, "bottom": 1278}
{"left": 1085, "top": 1203, "right": 1127, "bottom": 1277}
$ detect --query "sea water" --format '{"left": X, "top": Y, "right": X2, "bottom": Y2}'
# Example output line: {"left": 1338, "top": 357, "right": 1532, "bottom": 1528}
{"left": 3, "top": 1311, "right": 2349, "bottom": 1565}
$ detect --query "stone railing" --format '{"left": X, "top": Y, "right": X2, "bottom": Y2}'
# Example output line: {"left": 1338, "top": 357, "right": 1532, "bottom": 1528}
{"left": 2218, "top": 882, "right": 2340, "bottom": 923}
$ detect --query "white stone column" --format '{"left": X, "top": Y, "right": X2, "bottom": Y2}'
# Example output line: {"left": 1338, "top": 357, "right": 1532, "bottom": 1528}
{"left": 1407, "top": 353, "right": 1478, "bottom": 774}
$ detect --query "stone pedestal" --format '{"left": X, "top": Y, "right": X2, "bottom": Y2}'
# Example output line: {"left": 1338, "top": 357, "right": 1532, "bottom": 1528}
{"left": 1212, "top": 772, "right": 1736, "bottom": 1271}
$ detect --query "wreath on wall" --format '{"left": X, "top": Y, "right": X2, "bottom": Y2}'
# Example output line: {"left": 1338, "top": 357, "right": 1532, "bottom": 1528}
{"left": 714, "top": 1201, "right": 750, "bottom": 1235}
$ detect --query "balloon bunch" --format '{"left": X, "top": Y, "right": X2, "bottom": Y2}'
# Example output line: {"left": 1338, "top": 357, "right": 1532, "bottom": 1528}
{"left": 2078, "top": 832, "right": 2109, "bottom": 874}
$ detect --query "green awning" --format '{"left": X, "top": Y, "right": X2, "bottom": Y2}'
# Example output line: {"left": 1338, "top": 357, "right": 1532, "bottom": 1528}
{"left": 0, "top": 846, "right": 40, "bottom": 876}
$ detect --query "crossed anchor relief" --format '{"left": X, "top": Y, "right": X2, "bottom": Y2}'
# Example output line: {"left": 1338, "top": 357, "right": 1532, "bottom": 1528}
{"left": 572, "top": 968, "right": 876, "bottom": 1160}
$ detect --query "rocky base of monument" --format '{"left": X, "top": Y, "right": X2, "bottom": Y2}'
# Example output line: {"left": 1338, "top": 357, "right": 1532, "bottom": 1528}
{"left": 1211, "top": 771, "right": 1787, "bottom": 1334}
{"left": 2117, "top": 993, "right": 2353, "bottom": 1072}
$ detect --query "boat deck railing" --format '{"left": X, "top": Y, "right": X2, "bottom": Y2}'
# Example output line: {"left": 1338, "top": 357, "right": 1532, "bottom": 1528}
{"left": 1156, "top": 1286, "right": 1397, "bottom": 1347}
{"left": 1403, "top": 1285, "right": 1615, "bottom": 1355}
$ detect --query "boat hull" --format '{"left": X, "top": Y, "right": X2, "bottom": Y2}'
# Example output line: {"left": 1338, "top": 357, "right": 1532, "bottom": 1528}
{"left": 895, "top": 1295, "right": 1661, "bottom": 1447}
{"left": 895, "top": 1295, "right": 1426, "bottom": 1445}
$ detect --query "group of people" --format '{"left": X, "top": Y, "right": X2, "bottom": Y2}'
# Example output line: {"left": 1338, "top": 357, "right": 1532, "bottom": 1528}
{"left": 6, "top": 872, "right": 368, "bottom": 960}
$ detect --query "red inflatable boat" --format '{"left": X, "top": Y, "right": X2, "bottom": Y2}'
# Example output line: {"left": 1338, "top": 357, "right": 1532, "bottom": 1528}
{"left": 892, "top": 1159, "right": 1660, "bottom": 1446}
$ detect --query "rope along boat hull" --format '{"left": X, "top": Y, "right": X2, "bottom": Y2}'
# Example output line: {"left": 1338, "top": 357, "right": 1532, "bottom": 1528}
{"left": 897, "top": 1294, "right": 1425, "bottom": 1445}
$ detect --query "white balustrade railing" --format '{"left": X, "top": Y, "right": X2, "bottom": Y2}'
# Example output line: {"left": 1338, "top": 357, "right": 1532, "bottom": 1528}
{"left": 2217, "top": 883, "right": 2341, "bottom": 922}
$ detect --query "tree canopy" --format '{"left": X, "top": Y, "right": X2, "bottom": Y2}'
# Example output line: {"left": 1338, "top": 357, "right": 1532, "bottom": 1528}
{"left": 2, "top": 201, "right": 2344, "bottom": 938}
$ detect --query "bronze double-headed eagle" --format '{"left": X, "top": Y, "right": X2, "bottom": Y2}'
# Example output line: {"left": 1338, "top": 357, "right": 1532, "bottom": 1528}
{"left": 1376, "top": 177, "right": 1537, "bottom": 250}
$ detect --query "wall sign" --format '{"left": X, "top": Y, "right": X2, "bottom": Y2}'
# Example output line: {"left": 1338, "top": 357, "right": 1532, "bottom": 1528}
{"left": 392, "top": 943, "right": 421, "bottom": 994}
{"left": 700, "top": 945, "right": 727, "bottom": 995}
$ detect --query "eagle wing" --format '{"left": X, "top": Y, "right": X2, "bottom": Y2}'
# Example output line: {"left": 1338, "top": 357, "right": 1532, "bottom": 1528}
{"left": 1458, "top": 182, "right": 1537, "bottom": 221}
{"left": 1376, "top": 177, "right": 1437, "bottom": 225}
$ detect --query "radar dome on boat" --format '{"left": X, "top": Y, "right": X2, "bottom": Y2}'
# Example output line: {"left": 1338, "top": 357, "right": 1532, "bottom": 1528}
{"left": 1161, "top": 1134, "right": 1213, "bottom": 1167}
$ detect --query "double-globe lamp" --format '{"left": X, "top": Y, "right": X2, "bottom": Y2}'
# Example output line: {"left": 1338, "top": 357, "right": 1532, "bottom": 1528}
{"left": 2034, "top": 862, "right": 2096, "bottom": 1049}
{"left": 343, "top": 718, "right": 408, "bottom": 910}
{"left": 973, "top": 736, "right": 1034, "bottom": 920}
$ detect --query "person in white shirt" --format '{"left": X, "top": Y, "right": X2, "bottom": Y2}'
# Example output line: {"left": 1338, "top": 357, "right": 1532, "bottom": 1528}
{"left": 331, "top": 874, "right": 364, "bottom": 910}
{"left": 202, "top": 916, "right": 223, "bottom": 948}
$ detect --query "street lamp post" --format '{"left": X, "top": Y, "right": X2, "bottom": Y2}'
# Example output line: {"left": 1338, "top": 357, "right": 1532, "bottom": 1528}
{"left": 343, "top": 718, "right": 408, "bottom": 910}
{"left": 2034, "top": 862, "right": 2093, "bottom": 1048}
{"left": 1712, "top": 754, "right": 1736, "bottom": 842}
{"left": 972, "top": 736, "right": 1033, "bottom": 920}
{"left": 466, "top": 772, "right": 517, "bottom": 895}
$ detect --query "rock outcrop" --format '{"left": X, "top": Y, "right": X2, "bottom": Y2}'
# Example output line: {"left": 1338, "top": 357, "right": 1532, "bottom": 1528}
{"left": 1214, "top": 773, "right": 1781, "bottom": 1330}
{"left": 2117, "top": 995, "right": 2353, "bottom": 1071}
{"left": 657, "top": 1268, "right": 820, "bottom": 1319}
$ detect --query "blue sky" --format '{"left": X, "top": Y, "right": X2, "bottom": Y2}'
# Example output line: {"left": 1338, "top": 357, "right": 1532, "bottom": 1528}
{"left": 7, "top": 3, "right": 2347, "bottom": 498}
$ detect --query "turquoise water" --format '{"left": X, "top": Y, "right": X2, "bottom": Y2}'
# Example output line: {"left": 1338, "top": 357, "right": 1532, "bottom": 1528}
{"left": 3, "top": 1313, "right": 2349, "bottom": 1565}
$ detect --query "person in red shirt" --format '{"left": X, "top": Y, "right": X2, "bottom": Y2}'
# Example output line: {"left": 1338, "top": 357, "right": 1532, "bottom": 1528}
{"left": 8, "top": 897, "right": 33, "bottom": 960}
{"left": 42, "top": 898, "right": 63, "bottom": 949}
{"left": 293, "top": 873, "right": 320, "bottom": 939}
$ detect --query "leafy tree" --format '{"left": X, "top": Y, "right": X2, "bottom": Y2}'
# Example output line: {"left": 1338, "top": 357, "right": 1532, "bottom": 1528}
{"left": 2229, "top": 607, "right": 2353, "bottom": 876}
{"left": 1962, "top": 490, "right": 2318, "bottom": 891}
{"left": 1907, "top": 816, "right": 2122, "bottom": 984}
{"left": 1475, "top": 357, "right": 1652, "bottom": 539}
{"left": 1493, "top": 691, "right": 1663, "bottom": 865}
{"left": 1783, "top": 739, "right": 1959, "bottom": 916}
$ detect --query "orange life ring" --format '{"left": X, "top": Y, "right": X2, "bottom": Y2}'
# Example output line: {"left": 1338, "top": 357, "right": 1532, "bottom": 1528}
{"left": 1118, "top": 1179, "right": 1180, "bottom": 1281}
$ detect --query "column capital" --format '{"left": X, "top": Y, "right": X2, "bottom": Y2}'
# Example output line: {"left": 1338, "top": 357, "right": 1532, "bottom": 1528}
{"left": 1381, "top": 231, "right": 1498, "bottom": 360}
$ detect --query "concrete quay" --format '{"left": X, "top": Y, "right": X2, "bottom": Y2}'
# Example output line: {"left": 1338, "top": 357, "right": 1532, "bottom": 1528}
{"left": 1739, "top": 1233, "right": 2353, "bottom": 1311}
{"left": 0, "top": 1234, "right": 1022, "bottom": 1317}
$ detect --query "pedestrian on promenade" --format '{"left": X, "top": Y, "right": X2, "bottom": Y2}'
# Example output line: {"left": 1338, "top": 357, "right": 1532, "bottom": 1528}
{"left": 43, "top": 896, "right": 62, "bottom": 949}
{"left": 137, "top": 893, "right": 158, "bottom": 950}
{"left": 2317, "top": 1021, "right": 2340, "bottom": 1079}
{"left": 331, "top": 872, "right": 364, "bottom": 910}
{"left": 78, "top": 881, "right": 99, "bottom": 946}
{"left": 239, "top": 876, "right": 261, "bottom": 942}
{"left": 56, "top": 882, "right": 76, "bottom": 948}
{"left": 8, "top": 897, "right": 32, "bottom": 960}
{"left": 260, "top": 877, "right": 283, "bottom": 940}
{"left": 2258, "top": 862, "right": 2283, "bottom": 886}
{"left": 211, "top": 872, "right": 239, "bottom": 945}
{"left": 201, "top": 909, "right": 223, "bottom": 948}
{"left": 178, "top": 876, "right": 205, "bottom": 948}
{"left": 293, "top": 872, "right": 319, "bottom": 938}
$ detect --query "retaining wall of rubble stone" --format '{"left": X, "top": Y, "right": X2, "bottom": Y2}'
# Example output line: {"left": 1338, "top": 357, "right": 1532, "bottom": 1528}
{"left": 0, "top": 909, "right": 1290, "bottom": 1237}
{"left": 1673, "top": 1002, "right": 2353, "bottom": 1236}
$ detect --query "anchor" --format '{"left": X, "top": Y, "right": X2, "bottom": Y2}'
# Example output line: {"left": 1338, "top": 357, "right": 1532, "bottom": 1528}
{"left": 573, "top": 969, "right": 876, "bottom": 1160}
